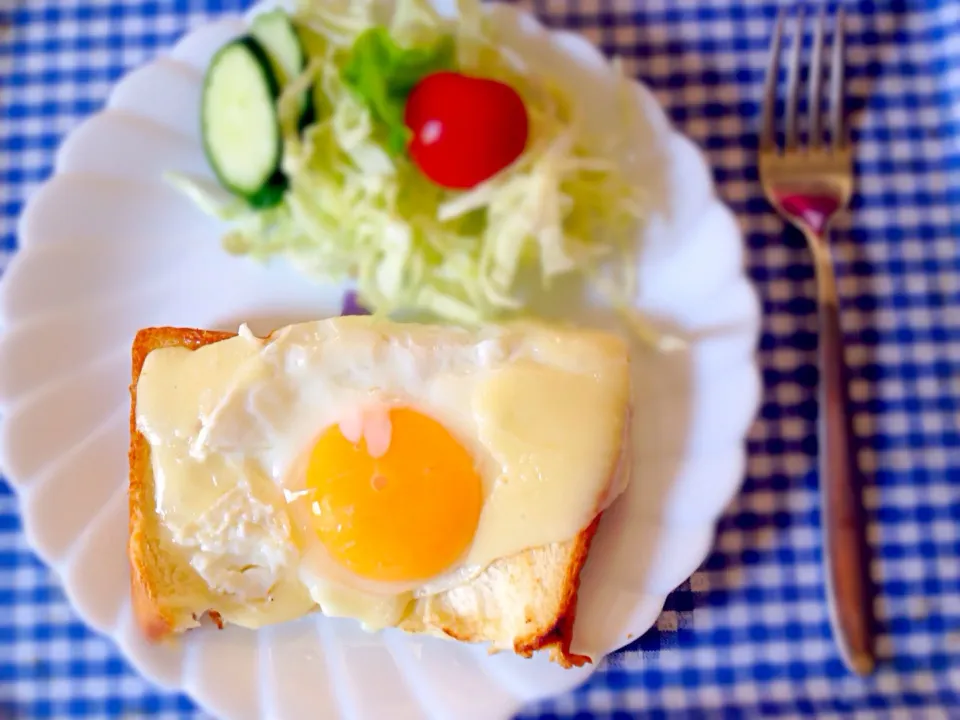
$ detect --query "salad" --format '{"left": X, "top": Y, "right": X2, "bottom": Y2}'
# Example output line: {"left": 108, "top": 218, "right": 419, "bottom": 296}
{"left": 172, "top": 0, "right": 645, "bottom": 326}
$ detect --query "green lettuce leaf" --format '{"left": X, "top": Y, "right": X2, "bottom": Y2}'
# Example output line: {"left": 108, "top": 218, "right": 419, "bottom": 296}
{"left": 341, "top": 26, "right": 454, "bottom": 154}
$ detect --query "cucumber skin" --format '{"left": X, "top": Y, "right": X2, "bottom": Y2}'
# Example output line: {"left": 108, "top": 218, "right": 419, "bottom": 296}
{"left": 200, "top": 35, "right": 285, "bottom": 203}
{"left": 290, "top": 21, "right": 314, "bottom": 123}
{"left": 247, "top": 172, "right": 288, "bottom": 209}
{"left": 299, "top": 96, "right": 317, "bottom": 132}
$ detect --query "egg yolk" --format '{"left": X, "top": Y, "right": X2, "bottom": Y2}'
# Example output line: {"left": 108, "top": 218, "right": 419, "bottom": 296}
{"left": 305, "top": 407, "right": 483, "bottom": 582}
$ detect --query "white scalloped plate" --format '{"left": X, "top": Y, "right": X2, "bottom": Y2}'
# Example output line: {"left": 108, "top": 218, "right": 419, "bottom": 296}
{"left": 0, "top": 1, "right": 761, "bottom": 718}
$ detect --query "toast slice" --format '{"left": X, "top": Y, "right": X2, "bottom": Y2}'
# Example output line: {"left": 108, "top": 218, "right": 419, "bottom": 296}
{"left": 129, "top": 324, "right": 626, "bottom": 666}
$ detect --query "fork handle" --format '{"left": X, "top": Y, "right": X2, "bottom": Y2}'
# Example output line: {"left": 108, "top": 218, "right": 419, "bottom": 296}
{"left": 815, "top": 251, "right": 876, "bottom": 675}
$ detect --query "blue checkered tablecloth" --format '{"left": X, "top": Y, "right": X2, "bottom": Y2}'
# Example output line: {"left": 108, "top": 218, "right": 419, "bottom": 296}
{"left": 2, "top": 0, "right": 959, "bottom": 717}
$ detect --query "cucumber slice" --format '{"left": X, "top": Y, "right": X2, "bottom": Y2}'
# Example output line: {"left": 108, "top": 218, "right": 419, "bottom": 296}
{"left": 201, "top": 37, "right": 285, "bottom": 204}
{"left": 251, "top": 8, "right": 310, "bottom": 120}
{"left": 250, "top": 9, "right": 305, "bottom": 87}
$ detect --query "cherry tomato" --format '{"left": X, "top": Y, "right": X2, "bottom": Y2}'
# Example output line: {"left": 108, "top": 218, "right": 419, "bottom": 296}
{"left": 404, "top": 71, "right": 529, "bottom": 190}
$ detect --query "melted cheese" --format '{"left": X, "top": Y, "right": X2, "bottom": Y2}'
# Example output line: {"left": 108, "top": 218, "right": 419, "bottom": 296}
{"left": 469, "top": 363, "right": 628, "bottom": 564}
{"left": 135, "top": 316, "right": 631, "bottom": 629}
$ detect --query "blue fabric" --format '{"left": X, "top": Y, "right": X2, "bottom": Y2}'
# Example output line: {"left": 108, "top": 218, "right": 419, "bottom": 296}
{"left": 2, "top": 0, "right": 959, "bottom": 717}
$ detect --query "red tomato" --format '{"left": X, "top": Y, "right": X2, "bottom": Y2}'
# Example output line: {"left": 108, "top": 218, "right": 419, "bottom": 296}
{"left": 404, "top": 71, "right": 529, "bottom": 190}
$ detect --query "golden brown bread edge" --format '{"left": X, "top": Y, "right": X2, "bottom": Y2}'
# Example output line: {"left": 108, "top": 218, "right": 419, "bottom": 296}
{"left": 128, "top": 327, "right": 234, "bottom": 642}
{"left": 128, "top": 325, "right": 607, "bottom": 667}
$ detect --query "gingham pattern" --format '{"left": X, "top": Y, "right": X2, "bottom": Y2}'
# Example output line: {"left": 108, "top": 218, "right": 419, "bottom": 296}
{"left": 2, "top": 0, "right": 959, "bottom": 717}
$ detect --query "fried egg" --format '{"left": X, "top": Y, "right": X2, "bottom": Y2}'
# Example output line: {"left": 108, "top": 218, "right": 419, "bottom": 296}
{"left": 136, "top": 317, "right": 631, "bottom": 631}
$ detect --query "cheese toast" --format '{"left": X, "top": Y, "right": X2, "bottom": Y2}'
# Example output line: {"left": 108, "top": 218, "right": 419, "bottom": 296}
{"left": 128, "top": 322, "right": 630, "bottom": 666}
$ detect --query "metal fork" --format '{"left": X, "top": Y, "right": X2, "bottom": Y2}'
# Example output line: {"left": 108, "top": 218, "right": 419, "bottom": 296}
{"left": 759, "top": 6, "right": 876, "bottom": 676}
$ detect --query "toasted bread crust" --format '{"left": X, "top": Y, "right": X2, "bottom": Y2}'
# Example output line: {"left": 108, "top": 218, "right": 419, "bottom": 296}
{"left": 436, "top": 513, "right": 602, "bottom": 667}
{"left": 128, "top": 324, "right": 614, "bottom": 666}
{"left": 128, "top": 327, "right": 233, "bottom": 641}
{"left": 515, "top": 514, "right": 601, "bottom": 666}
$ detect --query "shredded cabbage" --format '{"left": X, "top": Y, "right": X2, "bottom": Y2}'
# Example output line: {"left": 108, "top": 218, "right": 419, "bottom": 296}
{"left": 172, "top": 0, "right": 650, "bottom": 330}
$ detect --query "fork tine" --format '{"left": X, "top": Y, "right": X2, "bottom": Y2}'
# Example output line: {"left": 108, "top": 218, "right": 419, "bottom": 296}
{"left": 785, "top": 6, "right": 805, "bottom": 150}
{"left": 808, "top": 4, "right": 827, "bottom": 148}
{"left": 829, "top": 6, "right": 847, "bottom": 148}
{"left": 761, "top": 8, "right": 786, "bottom": 152}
